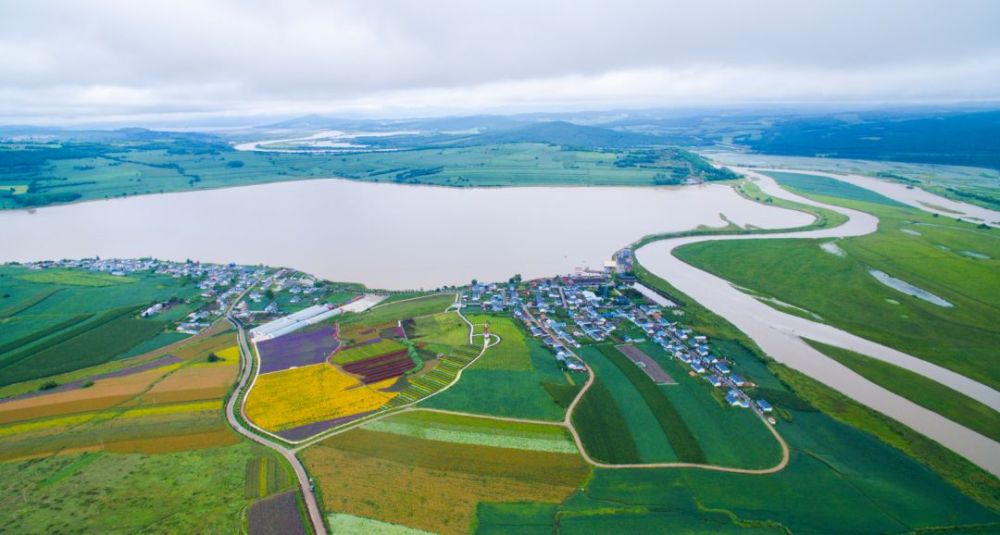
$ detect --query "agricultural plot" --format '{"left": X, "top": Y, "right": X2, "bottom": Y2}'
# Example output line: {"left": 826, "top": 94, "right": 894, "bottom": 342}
{"left": 342, "top": 350, "right": 414, "bottom": 384}
{"left": 256, "top": 325, "right": 339, "bottom": 374}
{"left": 245, "top": 454, "right": 294, "bottom": 498}
{"left": 570, "top": 375, "right": 640, "bottom": 464}
{"left": 363, "top": 410, "right": 578, "bottom": 453}
{"left": 422, "top": 337, "right": 579, "bottom": 421}
{"left": 0, "top": 331, "right": 240, "bottom": 460}
{"left": 244, "top": 363, "right": 397, "bottom": 433}
{"left": 577, "top": 346, "right": 675, "bottom": 463}
{"left": 302, "top": 427, "right": 589, "bottom": 534}
{"left": 0, "top": 443, "right": 277, "bottom": 534}
{"left": 0, "top": 265, "right": 201, "bottom": 386}
{"left": 404, "top": 312, "right": 471, "bottom": 348}
{"left": 596, "top": 344, "right": 703, "bottom": 463}
{"left": 332, "top": 337, "right": 407, "bottom": 364}
{"left": 247, "top": 491, "right": 308, "bottom": 535}
{"left": 635, "top": 342, "right": 783, "bottom": 469}
{"left": 328, "top": 513, "right": 433, "bottom": 534}
{"left": 461, "top": 314, "right": 532, "bottom": 371}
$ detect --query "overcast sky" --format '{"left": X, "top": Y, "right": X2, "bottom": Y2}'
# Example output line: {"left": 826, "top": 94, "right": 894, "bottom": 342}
{"left": 2, "top": 0, "right": 999, "bottom": 125}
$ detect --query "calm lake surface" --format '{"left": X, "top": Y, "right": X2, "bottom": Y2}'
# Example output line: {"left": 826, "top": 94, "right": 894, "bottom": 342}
{"left": 0, "top": 178, "right": 811, "bottom": 289}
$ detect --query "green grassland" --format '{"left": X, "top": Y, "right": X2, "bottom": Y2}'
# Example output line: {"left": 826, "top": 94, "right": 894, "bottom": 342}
{"left": 421, "top": 314, "right": 579, "bottom": 421}
{"left": 674, "top": 172, "right": 1000, "bottom": 390}
{"left": 805, "top": 339, "right": 1000, "bottom": 442}
{"left": 0, "top": 443, "right": 287, "bottom": 534}
{"left": 0, "top": 265, "right": 203, "bottom": 387}
{"left": 0, "top": 140, "right": 725, "bottom": 209}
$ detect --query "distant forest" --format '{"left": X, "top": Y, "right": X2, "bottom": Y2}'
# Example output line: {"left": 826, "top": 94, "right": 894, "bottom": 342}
{"left": 737, "top": 110, "right": 1000, "bottom": 170}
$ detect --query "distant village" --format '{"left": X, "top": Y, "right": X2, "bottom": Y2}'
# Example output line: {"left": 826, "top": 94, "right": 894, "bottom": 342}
{"left": 459, "top": 249, "right": 775, "bottom": 423}
{"left": 15, "top": 258, "right": 354, "bottom": 336}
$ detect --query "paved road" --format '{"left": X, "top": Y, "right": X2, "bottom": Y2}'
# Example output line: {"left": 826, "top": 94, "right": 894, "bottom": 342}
{"left": 225, "top": 317, "right": 328, "bottom": 535}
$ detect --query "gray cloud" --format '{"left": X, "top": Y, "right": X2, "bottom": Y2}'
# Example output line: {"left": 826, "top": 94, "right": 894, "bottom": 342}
{"left": 1, "top": 0, "right": 999, "bottom": 124}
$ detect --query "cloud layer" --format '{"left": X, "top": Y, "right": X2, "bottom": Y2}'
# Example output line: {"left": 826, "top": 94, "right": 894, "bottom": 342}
{"left": 2, "top": 0, "right": 999, "bottom": 124}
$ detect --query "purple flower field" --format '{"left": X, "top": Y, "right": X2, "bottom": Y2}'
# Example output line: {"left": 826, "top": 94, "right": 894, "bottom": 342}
{"left": 275, "top": 411, "right": 375, "bottom": 441}
{"left": 246, "top": 490, "right": 307, "bottom": 535}
{"left": 256, "top": 326, "right": 340, "bottom": 374}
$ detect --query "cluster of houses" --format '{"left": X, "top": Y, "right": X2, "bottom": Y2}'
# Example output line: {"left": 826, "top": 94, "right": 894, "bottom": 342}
{"left": 462, "top": 268, "right": 775, "bottom": 421}
{"left": 17, "top": 256, "right": 267, "bottom": 335}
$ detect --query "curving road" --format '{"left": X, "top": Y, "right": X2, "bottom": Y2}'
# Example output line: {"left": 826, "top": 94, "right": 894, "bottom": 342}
{"left": 636, "top": 167, "right": 1000, "bottom": 476}
{"left": 225, "top": 317, "right": 328, "bottom": 535}
{"left": 521, "top": 306, "right": 790, "bottom": 473}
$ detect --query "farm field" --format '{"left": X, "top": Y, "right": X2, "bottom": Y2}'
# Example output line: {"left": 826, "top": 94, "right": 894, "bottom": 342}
{"left": 420, "top": 315, "right": 579, "bottom": 421}
{"left": 256, "top": 325, "right": 340, "bottom": 373}
{"left": 0, "top": 329, "right": 240, "bottom": 461}
{"left": 634, "top": 342, "right": 784, "bottom": 469}
{"left": 244, "top": 362, "right": 397, "bottom": 432}
{"left": 247, "top": 490, "right": 308, "bottom": 535}
{"left": 0, "top": 265, "right": 203, "bottom": 387}
{"left": 301, "top": 427, "right": 589, "bottom": 534}
{"left": 361, "top": 410, "right": 578, "bottom": 454}
{"left": 577, "top": 345, "right": 678, "bottom": 462}
{"left": 0, "top": 443, "right": 292, "bottom": 534}
{"left": 674, "top": 172, "right": 1000, "bottom": 389}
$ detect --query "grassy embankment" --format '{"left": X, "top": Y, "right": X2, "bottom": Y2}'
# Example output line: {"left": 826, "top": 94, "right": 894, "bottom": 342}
{"left": 804, "top": 339, "right": 1000, "bottom": 443}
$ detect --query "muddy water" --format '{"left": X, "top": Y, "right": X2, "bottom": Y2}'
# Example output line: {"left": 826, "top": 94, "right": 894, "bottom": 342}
{"left": 637, "top": 168, "right": 1000, "bottom": 476}
{"left": 0, "top": 177, "right": 811, "bottom": 290}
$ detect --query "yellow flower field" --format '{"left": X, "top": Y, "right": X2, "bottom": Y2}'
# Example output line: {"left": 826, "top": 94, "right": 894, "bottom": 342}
{"left": 245, "top": 364, "right": 397, "bottom": 431}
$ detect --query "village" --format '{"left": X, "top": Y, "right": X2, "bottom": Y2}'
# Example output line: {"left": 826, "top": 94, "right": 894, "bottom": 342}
{"left": 459, "top": 262, "right": 775, "bottom": 423}
{"left": 15, "top": 257, "right": 358, "bottom": 337}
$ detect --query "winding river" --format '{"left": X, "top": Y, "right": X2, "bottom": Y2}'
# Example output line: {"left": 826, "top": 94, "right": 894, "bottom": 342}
{"left": 637, "top": 167, "right": 1000, "bottom": 476}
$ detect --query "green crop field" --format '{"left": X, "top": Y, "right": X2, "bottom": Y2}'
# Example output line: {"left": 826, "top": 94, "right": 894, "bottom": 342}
{"left": 422, "top": 330, "right": 578, "bottom": 421}
{"left": 570, "top": 373, "right": 640, "bottom": 464}
{"left": 0, "top": 443, "right": 284, "bottom": 533}
{"left": 674, "top": 180, "right": 1000, "bottom": 390}
{"left": 631, "top": 342, "right": 783, "bottom": 468}
{"left": 332, "top": 338, "right": 407, "bottom": 364}
{"left": 805, "top": 339, "right": 1000, "bottom": 442}
{"left": 0, "top": 265, "right": 202, "bottom": 387}
{"left": 363, "top": 410, "right": 577, "bottom": 453}
{"left": 578, "top": 345, "right": 676, "bottom": 462}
